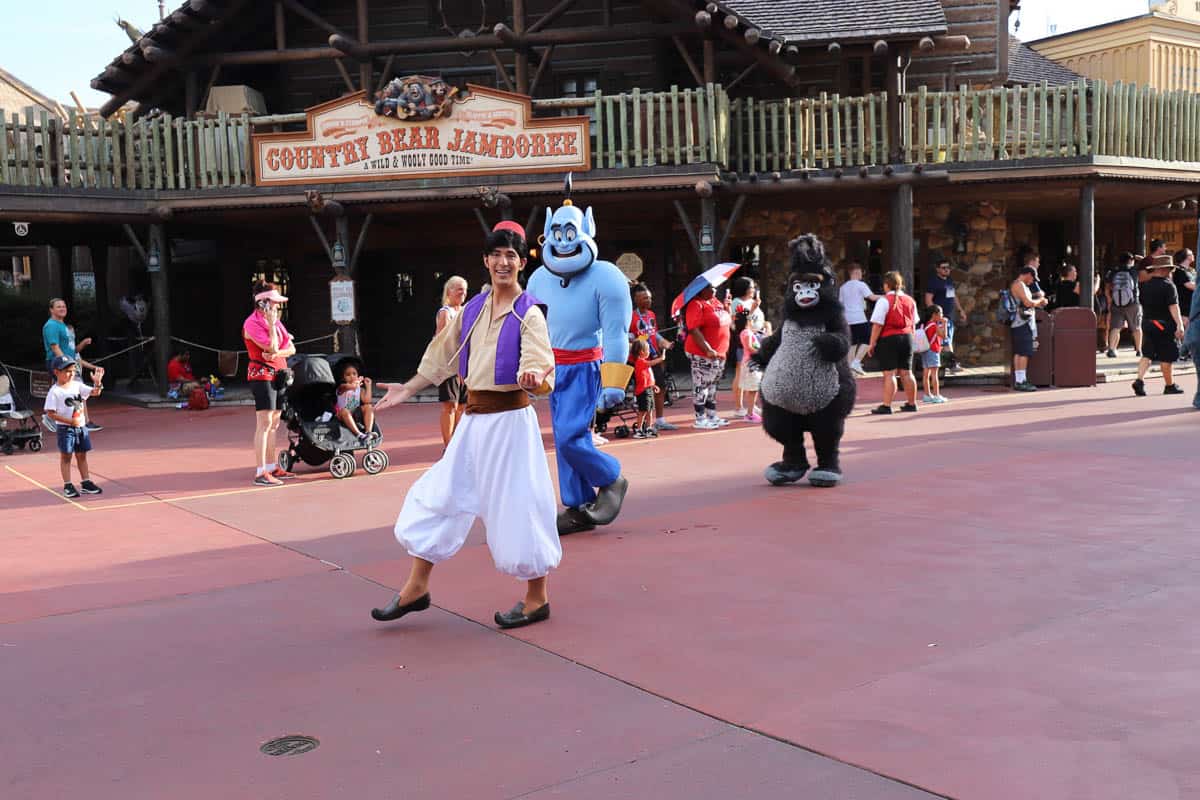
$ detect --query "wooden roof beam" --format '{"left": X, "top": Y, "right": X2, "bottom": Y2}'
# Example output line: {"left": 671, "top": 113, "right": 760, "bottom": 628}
{"left": 330, "top": 22, "right": 692, "bottom": 59}
{"left": 99, "top": 0, "right": 249, "bottom": 118}
{"left": 278, "top": 0, "right": 350, "bottom": 40}
{"left": 527, "top": 0, "right": 581, "bottom": 34}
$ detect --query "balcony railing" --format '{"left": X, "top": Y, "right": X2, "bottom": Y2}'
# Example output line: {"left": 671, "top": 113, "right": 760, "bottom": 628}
{"left": 2, "top": 80, "right": 1197, "bottom": 193}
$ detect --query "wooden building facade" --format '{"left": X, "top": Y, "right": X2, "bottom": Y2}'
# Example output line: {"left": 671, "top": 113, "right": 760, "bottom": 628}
{"left": 2, "top": 0, "right": 1198, "bottom": 388}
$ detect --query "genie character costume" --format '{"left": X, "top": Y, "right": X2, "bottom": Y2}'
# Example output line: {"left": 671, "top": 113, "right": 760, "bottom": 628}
{"left": 527, "top": 180, "right": 633, "bottom": 536}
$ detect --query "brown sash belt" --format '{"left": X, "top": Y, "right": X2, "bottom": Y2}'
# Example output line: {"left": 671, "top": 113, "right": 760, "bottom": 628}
{"left": 465, "top": 390, "right": 530, "bottom": 415}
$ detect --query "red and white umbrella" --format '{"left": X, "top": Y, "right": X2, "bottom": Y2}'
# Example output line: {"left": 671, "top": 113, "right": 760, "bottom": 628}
{"left": 670, "top": 262, "right": 741, "bottom": 318}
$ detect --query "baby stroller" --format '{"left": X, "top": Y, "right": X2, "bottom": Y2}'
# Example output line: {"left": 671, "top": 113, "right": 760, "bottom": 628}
{"left": 277, "top": 354, "right": 387, "bottom": 479}
{"left": 0, "top": 363, "right": 43, "bottom": 455}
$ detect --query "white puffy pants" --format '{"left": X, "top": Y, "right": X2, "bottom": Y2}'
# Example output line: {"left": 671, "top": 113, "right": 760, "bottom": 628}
{"left": 394, "top": 405, "right": 561, "bottom": 580}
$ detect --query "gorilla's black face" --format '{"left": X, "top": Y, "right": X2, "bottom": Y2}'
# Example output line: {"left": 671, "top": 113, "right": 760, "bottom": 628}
{"left": 791, "top": 278, "right": 823, "bottom": 309}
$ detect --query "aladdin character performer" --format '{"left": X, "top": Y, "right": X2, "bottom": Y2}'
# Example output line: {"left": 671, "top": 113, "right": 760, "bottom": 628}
{"left": 527, "top": 176, "right": 634, "bottom": 535}
{"left": 370, "top": 221, "right": 560, "bottom": 629}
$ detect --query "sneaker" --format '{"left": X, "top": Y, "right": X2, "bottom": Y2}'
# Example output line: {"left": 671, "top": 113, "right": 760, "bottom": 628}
{"left": 592, "top": 433, "right": 609, "bottom": 446}
{"left": 733, "top": 407, "right": 747, "bottom": 418}
{"left": 254, "top": 473, "right": 283, "bottom": 486}
{"left": 85, "top": 421, "right": 103, "bottom": 432}
{"left": 271, "top": 467, "right": 296, "bottom": 479}
{"left": 1015, "top": 381, "right": 1038, "bottom": 392}
{"left": 1132, "top": 379, "right": 1146, "bottom": 397}
{"left": 709, "top": 416, "right": 730, "bottom": 427}
{"left": 870, "top": 405, "right": 893, "bottom": 415}
{"left": 1135, "top": 351, "right": 1143, "bottom": 358}
{"left": 849, "top": 361, "right": 866, "bottom": 376}
{"left": 935, "top": 394, "right": 950, "bottom": 403}
{"left": 1164, "top": 384, "right": 1185, "bottom": 395}
{"left": 358, "top": 432, "right": 371, "bottom": 444}
{"left": 1105, "top": 348, "right": 1117, "bottom": 358}
{"left": 653, "top": 419, "right": 678, "bottom": 431}
{"left": 745, "top": 413, "right": 762, "bottom": 423}
{"left": 79, "top": 480, "right": 102, "bottom": 495}
{"left": 644, "top": 427, "right": 658, "bottom": 438}
{"left": 632, "top": 428, "right": 647, "bottom": 439}
{"left": 693, "top": 417, "right": 719, "bottom": 429}
{"left": 900, "top": 402, "right": 919, "bottom": 412}
{"left": 63, "top": 483, "right": 79, "bottom": 499}
{"left": 922, "top": 394, "right": 938, "bottom": 403}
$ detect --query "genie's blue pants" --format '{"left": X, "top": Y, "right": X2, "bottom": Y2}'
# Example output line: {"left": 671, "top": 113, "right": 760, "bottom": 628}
{"left": 550, "top": 361, "right": 621, "bottom": 508}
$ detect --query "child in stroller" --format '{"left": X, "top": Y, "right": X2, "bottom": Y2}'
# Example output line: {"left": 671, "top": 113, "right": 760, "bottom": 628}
{"left": 278, "top": 355, "right": 388, "bottom": 479}
{"left": 335, "top": 358, "right": 378, "bottom": 444}
{"left": 0, "top": 363, "right": 43, "bottom": 455}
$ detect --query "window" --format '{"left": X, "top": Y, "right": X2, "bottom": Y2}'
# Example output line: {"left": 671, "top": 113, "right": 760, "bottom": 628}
{"left": 560, "top": 77, "right": 599, "bottom": 133}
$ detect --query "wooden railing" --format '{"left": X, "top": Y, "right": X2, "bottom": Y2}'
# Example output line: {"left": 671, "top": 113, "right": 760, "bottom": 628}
{"left": 0, "top": 108, "right": 253, "bottom": 190}
{"left": 898, "top": 79, "right": 1200, "bottom": 163}
{"left": 5, "top": 81, "right": 1200, "bottom": 191}
{"left": 729, "top": 92, "right": 890, "bottom": 172}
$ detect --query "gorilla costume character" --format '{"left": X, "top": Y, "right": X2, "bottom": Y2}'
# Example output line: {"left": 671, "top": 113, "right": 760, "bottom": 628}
{"left": 751, "top": 234, "right": 856, "bottom": 487}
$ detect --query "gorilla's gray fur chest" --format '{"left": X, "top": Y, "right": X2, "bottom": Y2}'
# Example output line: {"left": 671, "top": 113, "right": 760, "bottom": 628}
{"left": 761, "top": 320, "right": 839, "bottom": 415}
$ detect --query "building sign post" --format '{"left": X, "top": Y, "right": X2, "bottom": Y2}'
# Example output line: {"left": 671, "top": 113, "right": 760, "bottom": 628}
{"left": 252, "top": 82, "right": 591, "bottom": 186}
{"left": 330, "top": 277, "right": 356, "bottom": 324}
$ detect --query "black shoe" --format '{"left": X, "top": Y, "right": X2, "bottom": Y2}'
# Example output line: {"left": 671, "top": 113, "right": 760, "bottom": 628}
{"left": 63, "top": 483, "right": 79, "bottom": 499}
{"left": 1132, "top": 379, "right": 1146, "bottom": 397}
{"left": 1105, "top": 348, "right": 1117, "bottom": 358}
{"left": 370, "top": 592, "right": 431, "bottom": 622}
{"left": 557, "top": 507, "right": 596, "bottom": 536}
{"left": 582, "top": 475, "right": 628, "bottom": 526}
{"left": 870, "top": 405, "right": 893, "bottom": 415}
{"left": 79, "top": 480, "right": 102, "bottom": 495}
{"left": 1164, "top": 384, "right": 1185, "bottom": 395}
{"left": 494, "top": 601, "right": 550, "bottom": 629}
{"left": 900, "top": 403, "right": 918, "bottom": 412}
{"left": 85, "top": 421, "right": 103, "bottom": 432}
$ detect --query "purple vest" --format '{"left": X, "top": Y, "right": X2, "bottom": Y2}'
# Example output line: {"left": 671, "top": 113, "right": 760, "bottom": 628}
{"left": 458, "top": 291, "right": 542, "bottom": 385}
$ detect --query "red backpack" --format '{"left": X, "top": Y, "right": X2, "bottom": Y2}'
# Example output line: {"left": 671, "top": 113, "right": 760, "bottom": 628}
{"left": 188, "top": 386, "right": 210, "bottom": 410}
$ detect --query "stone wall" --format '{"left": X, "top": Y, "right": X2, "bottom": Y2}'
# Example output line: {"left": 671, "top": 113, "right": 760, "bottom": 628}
{"left": 734, "top": 199, "right": 1013, "bottom": 366}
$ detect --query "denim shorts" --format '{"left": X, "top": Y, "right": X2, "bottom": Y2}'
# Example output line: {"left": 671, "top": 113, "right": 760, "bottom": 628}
{"left": 921, "top": 350, "right": 941, "bottom": 369}
{"left": 56, "top": 424, "right": 92, "bottom": 454}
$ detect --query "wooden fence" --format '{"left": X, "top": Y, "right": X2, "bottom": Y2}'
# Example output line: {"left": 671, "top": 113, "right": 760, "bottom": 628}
{"left": 729, "top": 92, "right": 890, "bottom": 172}
{"left": 6, "top": 81, "right": 1200, "bottom": 190}
{"left": 898, "top": 79, "right": 1200, "bottom": 164}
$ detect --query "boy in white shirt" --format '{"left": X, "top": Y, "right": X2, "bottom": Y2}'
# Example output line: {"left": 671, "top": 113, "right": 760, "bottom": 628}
{"left": 43, "top": 355, "right": 105, "bottom": 499}
{"left": 838, "top": 262, "right": 880, "bottom": 375}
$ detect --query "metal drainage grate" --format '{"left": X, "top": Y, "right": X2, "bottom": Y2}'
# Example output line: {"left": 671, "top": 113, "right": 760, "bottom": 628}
{"left": 260, "top": 735, "right": 320, "bottom": 757}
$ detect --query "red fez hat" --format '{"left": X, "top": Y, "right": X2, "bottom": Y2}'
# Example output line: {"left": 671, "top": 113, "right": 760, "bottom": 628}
{"left": 492, "top": 220, "right": 526, "bottom": 239}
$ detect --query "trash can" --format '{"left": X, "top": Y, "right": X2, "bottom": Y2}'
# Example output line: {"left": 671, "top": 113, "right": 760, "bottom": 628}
{"left": 1052, "top": 307, "right": 1098, "bottom": 387}
{"left": 1026, "top": 308, "right": 1054, "bottom": 387}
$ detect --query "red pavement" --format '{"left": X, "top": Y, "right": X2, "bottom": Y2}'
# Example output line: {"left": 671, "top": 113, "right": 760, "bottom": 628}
{"left": 2, "top": 374, "right": 1197, "bottom": 799}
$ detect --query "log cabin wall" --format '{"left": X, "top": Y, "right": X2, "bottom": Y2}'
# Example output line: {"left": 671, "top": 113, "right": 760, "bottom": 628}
{"left": 909, "top": 0, "right": 1009, "bottom": 89}
{"left": 186, "top": 1, "right": 680, "bottom": 117}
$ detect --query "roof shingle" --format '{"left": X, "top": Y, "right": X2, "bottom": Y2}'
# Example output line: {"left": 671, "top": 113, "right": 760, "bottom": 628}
{"left": 1008, "top": 37, "right": 1082, "bottom": 85}
{"left": 715, "top": 0, "right": 948, "bottom": 43}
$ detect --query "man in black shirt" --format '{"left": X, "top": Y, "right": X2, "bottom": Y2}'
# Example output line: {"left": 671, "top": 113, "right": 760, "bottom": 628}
{"left": 1132, "top": 254, "right": 1186, "bottom": 396}
{"left": 1173, "top": 248, "right": 1196, "bottom": 359}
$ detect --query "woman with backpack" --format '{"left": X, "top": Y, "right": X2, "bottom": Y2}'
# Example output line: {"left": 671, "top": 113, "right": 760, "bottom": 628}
{"left": 865, "top": 271, "right": 919, "bottom": 414}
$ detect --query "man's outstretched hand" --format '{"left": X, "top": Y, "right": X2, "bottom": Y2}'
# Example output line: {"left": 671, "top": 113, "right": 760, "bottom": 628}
{"left": 373, "top": 382, "right": 411, "bottom": 412}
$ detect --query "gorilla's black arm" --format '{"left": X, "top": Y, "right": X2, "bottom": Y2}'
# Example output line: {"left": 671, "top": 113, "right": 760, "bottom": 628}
{"left": 751, "top": 328, "right": 782, "bottom": 368}
{"left": 812, "top": 317, "right": 850, "bottom": 363}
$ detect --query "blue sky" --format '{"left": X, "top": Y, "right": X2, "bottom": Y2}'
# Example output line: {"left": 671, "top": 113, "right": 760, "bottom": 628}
{"left": 3, "top": 1, "right": 1159, "bottom": 109}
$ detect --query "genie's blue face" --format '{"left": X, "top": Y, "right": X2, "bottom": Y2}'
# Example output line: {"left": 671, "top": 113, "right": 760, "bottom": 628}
{"left": 542, "top": 204, "right": 598, "bottom": 276}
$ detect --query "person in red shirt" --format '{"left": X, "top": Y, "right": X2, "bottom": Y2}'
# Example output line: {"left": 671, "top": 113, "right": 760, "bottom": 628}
{"left": 684, "top": 285, "right": 732, "bottom": 429}
{"left": 919, "top": 305, "right": 948, "bottom": 404}
{"left": 865, "top": 271, "right": 919, "bottom": 414}
{"left": 166, "top": 350, "right": 200, "bottom": 397}
{"left": 630, "top": 338, "right": 664, "bottom": 438}
{"left": 629, "top": 284, "right": 676, "bottom": 430}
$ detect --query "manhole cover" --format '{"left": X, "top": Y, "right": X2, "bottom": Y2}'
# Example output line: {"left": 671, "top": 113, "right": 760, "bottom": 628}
{"left": 260, "top": 735, "right": 320, "bottom": 756}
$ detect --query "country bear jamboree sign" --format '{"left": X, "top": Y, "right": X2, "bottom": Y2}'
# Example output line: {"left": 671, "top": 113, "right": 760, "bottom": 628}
{"left": 252, "top": 85, "right": 590, "bottom": 186}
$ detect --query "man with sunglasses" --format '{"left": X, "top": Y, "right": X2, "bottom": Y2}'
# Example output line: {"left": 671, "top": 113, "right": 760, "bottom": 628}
{"left": 925, "top": 259, "right": 967, "bottom": 372}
